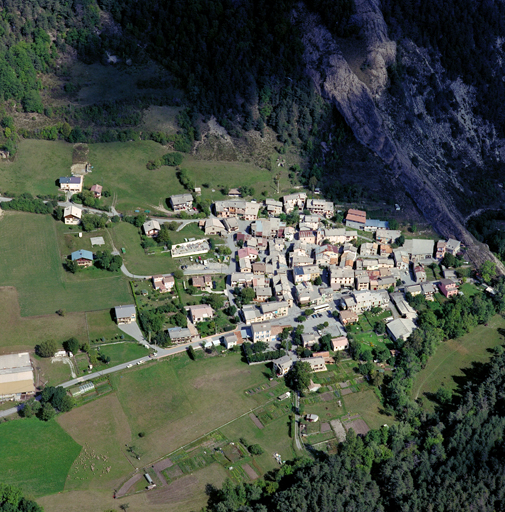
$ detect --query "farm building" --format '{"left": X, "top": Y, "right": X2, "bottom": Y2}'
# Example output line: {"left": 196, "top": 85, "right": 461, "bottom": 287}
{"left": 0, "top": 352, "right": 35, "bottom": 400}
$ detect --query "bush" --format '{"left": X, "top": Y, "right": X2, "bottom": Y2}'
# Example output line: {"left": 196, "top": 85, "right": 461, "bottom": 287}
{"left": 37, "top": 339, "right": 59, "bottom": 358}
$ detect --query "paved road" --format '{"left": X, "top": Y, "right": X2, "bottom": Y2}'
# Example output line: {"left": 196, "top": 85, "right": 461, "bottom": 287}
{"left": 293, "top": 392, "right": 303, "bottom": 451}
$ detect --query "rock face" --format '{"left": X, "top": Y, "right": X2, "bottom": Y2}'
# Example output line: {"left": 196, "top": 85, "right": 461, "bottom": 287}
{"left": 351, "top": 0, "right": 396, "bottom": 95}
{"left": 297, "top": 8, "right": 504, "bottom": 272}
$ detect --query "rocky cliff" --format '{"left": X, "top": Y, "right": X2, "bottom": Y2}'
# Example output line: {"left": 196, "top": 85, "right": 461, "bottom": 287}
{"left": 296, "top": 4, "right": 505, "bottom": 272}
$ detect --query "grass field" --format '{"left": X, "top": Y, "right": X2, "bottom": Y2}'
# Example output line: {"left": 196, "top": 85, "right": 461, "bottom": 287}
{"left": 96, "top": 342, "right": 149, "bottom": 367}
{"left": 0, "top": 139, "right": 283, "bottom": 213}
{"left": 55, "top": 224, "right": 114, "bottom": 259}
{"left": 109, "top": 353, "right": 273, "bottom": 463}
{"left": 0, "top": 286, "right": 88, "bottom": 352}
{"left": 342, "top": 390, "right": 393, "bottom": 430}
{"left": 86, "top": 309, "right": 134, "bottom": 342}
{"left": 0, "top": 212, "right": 132, "bottom": 316}
{"left": 0, "top": 418, "right": 81, "bottom": 498}
{"left": 412, "top": 314, "right": 505, "bottom": 409}
{"left": 34, "top": 354, "right": 73, "bottom": 387}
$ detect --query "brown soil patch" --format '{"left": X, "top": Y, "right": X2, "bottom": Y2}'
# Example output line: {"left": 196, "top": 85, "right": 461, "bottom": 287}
{"left": 242, "top": 464, "right": 258, "bottom": 480}
{"left": 249, "top": 413, "right": 264, "bottom": 429}
{"left": 344, "top": 419, "right": 370, "bottom": 436}
{"left": 339, "top": 381, "right": 350, "bottom": 388}
{"left": 320, "top": 392, "right": 335, "bottom": 402}
{"left": 153, "top": 459, "right": 173, "bottom": 473}
{"left": 147, "top": 475, "right": 198, "bottom": 504}
{"left": 321, "top": 422, "right": 331, "bottom": 433}
{"left": 116, "top": 473, "right": 142, "bottom": 498}
{"left": 340, "top": 388, "right": 353, "bottom": 395}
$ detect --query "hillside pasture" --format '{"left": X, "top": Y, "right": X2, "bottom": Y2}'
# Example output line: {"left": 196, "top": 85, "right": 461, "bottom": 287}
{"left": 413, "top": 314, "right": 505, "bottom": 410}
{"left": 0, "top": 418, "right": 81, "bottom": 498}
{"left": 0, "top": 212, "right": 131, "bottom": 316}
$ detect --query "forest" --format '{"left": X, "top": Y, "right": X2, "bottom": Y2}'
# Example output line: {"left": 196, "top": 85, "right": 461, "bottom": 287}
{"left": 205, "top": 348, "right": 505, "bottom": 512}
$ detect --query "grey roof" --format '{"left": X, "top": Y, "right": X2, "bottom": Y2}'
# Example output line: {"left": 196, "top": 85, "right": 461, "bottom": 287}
{"left": 167, "top": 326, "right": 192, "bottom": 338}
{"left": 170, "top": 193, "right": 193, "bottom": 205}
{"left": 387, "top": 318, "right": 416, "bottom": 341}
{"left": 71, "top": 249, "right": 93, "bottom": 261}
{"left": 114, "top": 304, "right": 136, "bottom": 318}
{"left": 402, "top": 239, "right": 435, "bottom": 256}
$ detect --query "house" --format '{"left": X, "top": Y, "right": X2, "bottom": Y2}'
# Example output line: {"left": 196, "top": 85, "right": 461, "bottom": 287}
{"left": 70, "top": 250, "right": 94, "bottom": 267}
{"left": 393, "top": 249, "right": 409, "bottom": 270}
{"left": 167, "top": 326, "right": 199, "bottom": 344}
{"left": 251, "top": 322, "right": 272, "bottom": 342}
{"left": 340, "top": 310, "right": 358, "bottom": 325}
{"left": 254, "top": 286, "right": 272, "bottom": 302}
{"left": 302, "top": 334, "right": 317, "bottom": 348}
{"left": 265, "top": 198, "right": 283, "bottom": 216}
{"left": 259, "top": 301, "right": 289, "bottom": 321}
{"left": 330, "top": 266, "right": 354, "bottom": 288}
{"left": 252, "top": 262, "right": 266, "bottom": 275}
{"left": 402, "top": 239, "right": 435, "bottom": 262}
{"left": 405, "top": 284, "right": 422, "bottom": 296}
{"left": 298, "top": 230, "right": 317, "bottom": 244}
{"left": 387, "top": 318, "right": 417, "bottom": 343}
{"left": 322, "top": 228, "right": 357, "bottom": 245}
{"left": 364, "top": 219, "right": 389, "bottom": 232}
{"left": 360, "top": 242, "right": 378, "bottom": 257}
{"left": 187, "top": 304, "right": 214, "bottom": 324}
{"left": 345, "top": 208, "right": 366, "bottom": 229}
{"left": 223, "top": 217, "right": 239, "bottom": 232}
{"left": 222, "top": 333, "right": 238, "bottom": 349}
{"left": 59, "top": 176, "right": 83, "bottom": 193}
{"left": 273, "top": 355, "right": 293, "bottom": 376}
{"left": 299, "top": 215, "right": 320, "bottom": 230}
{"left": 0, "top": 352, "right": 35, "bottom": 400}
{"left": 170, "top": 193, "right": 193, "bottom": 211}
{"left": 114, "top": 304, "right": 136, "bottom": 324}
{"left": 332, "top": 336, "right": 349, "bottom": 351}
{"left": 301, "top": 357, "right": 327, "bottom": 372}
{"left": 291, "top": 254, "right": 314, "bottom": 268}
{"left": 192, "top": 274, "right": 212, "bottom": 290}
{"left": 228, "top": 188, "right": 241, "bottom": 198}
{"left": 251, "top": 218, "right": 283, "bottom": 239}
{"left": 63, "top": 205, "right": 83, "bottom": 225}
{"left": 344, "top": 290, "right": 389, "bottom": 313}
{"left": 421, "top": 282, "right": 437, "bottom": 301}
{"left": 436, "top": 240, "right": 447, "bottom": 260}
{"left": 306, "top": 199, "right": 334, "bottom": 218}
{"left": 90, "top": 184, "right": 102, "bottom": 198}
{"left": 293, "top": 265, "right": 321, "bottom": 284}
{"left": 243, "top": 202, "right": 261, "bottom": 221}
{"left": 439, "top": 279, "right": 458, "bottom": 298}
{"left": 152, "top": 274, "right": 175, "bottom": 292}
{"left": 380, "top": 244, "right": 393, "bottom": 257}
{"left": 239, "top": 258, "right": 252, "bottom": 272}
{"left": 306, "top": 414, "right": 319, "bottom": 422}
{"left": 143, "top": 219, "right": 161, "bottom": 237}
{"left": 282, "top": 192, "right": 307, "bottom": 213}
{"left": 355, "top": 274, "right": 370, "bottom": 290}
{"left": 446, "top": 238, "right": 461, "bottom": 256}
{"left": 314, "top": 245, "right": 340, "bottom": 266}
{"left": 204, "top": 218, "right": 226, "bottom": 236}
{"left": 238, "top": 247, "right": 259, "bottom": 262}
{"left": 414, "top": 265, "right": 427, "bottom": 282}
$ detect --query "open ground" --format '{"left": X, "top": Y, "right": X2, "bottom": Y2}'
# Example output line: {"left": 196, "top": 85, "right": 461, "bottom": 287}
{"left": 0, "top": 212, "right": 132, "bottom": 317}
{"left": 412, "top": 313, "right": 505, "bottom": 410}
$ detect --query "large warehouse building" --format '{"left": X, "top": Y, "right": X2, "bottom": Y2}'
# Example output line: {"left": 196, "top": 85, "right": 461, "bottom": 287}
{"left": 0, "top": 352, "right": 35, "bottom": 400}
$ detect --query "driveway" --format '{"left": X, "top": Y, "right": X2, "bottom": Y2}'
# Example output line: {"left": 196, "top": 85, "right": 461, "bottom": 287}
{"left": 118, "top": 321, "right": 150, "bottom": 348}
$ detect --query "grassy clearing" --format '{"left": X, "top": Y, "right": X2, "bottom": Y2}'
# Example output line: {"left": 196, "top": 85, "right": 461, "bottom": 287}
{"left": 0, "top": 286, "right": 88, "bottom": 352}
{"left": 55, "top": 223, "right": 115, "bottom": 259}
{"left": 412, "top": 314, "right": 505, "bottom": 409}
{"left": 96, "top": 342, "right": 149, "bottom": 367}
{"left": 109, "top": 352, "right": 273, "bottom": 463}
{"left": 0, "top": 418, "right": 81, "bottom": 498}
{"left": 58, "top": 393, "right": 133, "bottom": 492}
{"left": 86, "top": 309, "right": 134, "bottom": 342}
{"left": 0, "top": 212, "right": 132, "bottom": 316}
{"left": 34, "top": 354, "right": 73, "bottom": 387}
{"left": 342, "top": 390, "right": 393, "bottom": 430}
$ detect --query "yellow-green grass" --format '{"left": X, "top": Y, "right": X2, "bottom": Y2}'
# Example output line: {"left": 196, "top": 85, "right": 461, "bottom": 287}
{"left": 57, "top": 393, "right": 133, "bottom": 492}
{"left": 0, "top": 418, "right": 81, "bottom": 498}
{"left": 412, "top": 314, "right": 505, "bottom": 410}
{"left": 342, "top": 390, "right": 394, "bottom": 430}
{"left": 95, "top": 342, "right": 149, "bottom": 368}
{"left": 54, "top": 223, "right": 115, "bottom": 259}
{"left": 109, "top": 221, "right": 178, "bottom": 275}
{"left": 220, "top": 412, "right": 297, "bottom": 475}
{"left": 34, "top": 354, "right": 73, "bottom": 387}
{"left": 0, "top": 139, "right": 281, "bottom": 213}
{"left": 109, "top": 353, "right": 273, "bottom": 462}
{"left": 86, "top": 309, "right": 134, "bottom": 342}
{"left": 0, "top": 286, "right": 88, "bottom": 352}
{"left": 38, "top": 463, "right": 228, "bottom": 512}
{"left": 0, "top": 212, "right": 132, "bottom": 316}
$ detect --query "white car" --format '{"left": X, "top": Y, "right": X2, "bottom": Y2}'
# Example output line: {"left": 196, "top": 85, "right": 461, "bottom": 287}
{"left": 137, "top": 360, "right": 145, "bottom": 365}
{"left": 126, "top": 364, "right": 133, "bottom": 368}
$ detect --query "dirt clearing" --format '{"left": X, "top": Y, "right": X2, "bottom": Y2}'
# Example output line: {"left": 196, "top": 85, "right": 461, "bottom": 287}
{"left": 116, "top": 474, "right": 142, "bottom": 497}
{"left": 344, "top": 419, "right": 370, "bottom": 436}
{"left": 242, "top": 464, "right": 259, "bottom": 480}
{"left": 249, "top": 413, "right": 264, "bottom": 429}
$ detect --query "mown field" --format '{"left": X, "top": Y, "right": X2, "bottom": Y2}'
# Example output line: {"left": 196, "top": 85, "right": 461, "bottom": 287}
{"left": 0, "top": 286, "right": 88, "bottom": 352}
{"left": 0, "top": 418, "right": 81, "bottom": 498}
{"left": 0, "top": 212, "right": 132, "bottom": 316}
{"left": 412, "top": 313, "right": 505, "bottom": 409}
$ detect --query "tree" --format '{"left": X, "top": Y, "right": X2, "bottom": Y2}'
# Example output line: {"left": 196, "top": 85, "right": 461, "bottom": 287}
{"left": 173, "top": 269, "right": 184, "bottom": 279}
{"left": 314, "top": 276, "right": 323, "bottom": 286}
{"left": 480, "top": 260, "right": 497, "bottom": 283}
{"left": 187, "top": 345, "right": 196, "bottom": 360}
{"left": 249, "top": 444, "right": 264, "bottom": 455}
{"left": 389, "top": 219, "right": 399, "bottom": 230}
{"left": 240, "top": 287, "right": 256, "bottom": 305}
{"left": 37, "top": 339, "right": 58, "bottom": 358}
{"left": 435, "top": 387, "right": 452, "bottom": 404}
{"left": 39, "top": 403, "right": 55, "bottom": 421}
{"left": 286, "top": 361, "right": 312, "bottom": 392}
{"left": 157, "top": 223, "right": 172, "bottom": 246}
{"left": 66, "top": 260, "right": 79, "bottom": 273}
{"left": 63, "top": 337, "right": 79, "bottom": 355}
